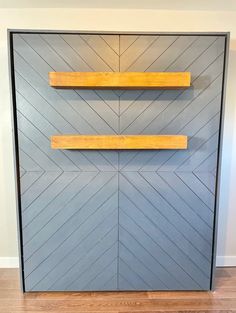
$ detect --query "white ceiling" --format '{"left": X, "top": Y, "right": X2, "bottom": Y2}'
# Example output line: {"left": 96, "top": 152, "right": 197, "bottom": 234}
{"left": 0, "top": 0, "right": 235, "bottom": 10}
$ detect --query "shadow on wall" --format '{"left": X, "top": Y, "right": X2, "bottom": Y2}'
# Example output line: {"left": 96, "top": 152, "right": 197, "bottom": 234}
{"left": 60, "top": 86, "right": 195, "bottom": 102}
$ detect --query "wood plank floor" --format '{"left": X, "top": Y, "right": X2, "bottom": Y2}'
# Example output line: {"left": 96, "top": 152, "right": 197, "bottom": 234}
{"left": 0, "top": 267, "right": 236, "bottom": 312}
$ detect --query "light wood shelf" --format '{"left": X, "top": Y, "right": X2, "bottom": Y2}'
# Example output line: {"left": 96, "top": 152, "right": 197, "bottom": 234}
{"left": 49, "top": 72, "right": 191, "bottom": 90}
{"left": 51, "top": 135, "right": 188, "bottom": 150}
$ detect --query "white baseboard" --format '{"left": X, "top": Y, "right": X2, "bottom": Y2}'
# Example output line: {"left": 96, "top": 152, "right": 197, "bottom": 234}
{"left": 0, "top": 257, "right": 19, "bottom": 268}
{"left": 216, "top": 256, "right": 236, "bottom": 267}
{"left": 0, "top": 256, "right": 235, "bottom": 268}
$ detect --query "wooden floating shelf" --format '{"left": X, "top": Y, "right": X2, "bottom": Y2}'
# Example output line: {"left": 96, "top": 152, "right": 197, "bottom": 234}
{"left": 51, "top": 135, "right": 188, "bottom": 150}
{"left": 49, "top": 72, "right": 191, "bottom": 90}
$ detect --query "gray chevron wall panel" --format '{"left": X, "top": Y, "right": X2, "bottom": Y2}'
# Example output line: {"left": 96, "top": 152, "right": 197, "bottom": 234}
{"left": 11, "top": 32, "right": 227, "bottom": 291}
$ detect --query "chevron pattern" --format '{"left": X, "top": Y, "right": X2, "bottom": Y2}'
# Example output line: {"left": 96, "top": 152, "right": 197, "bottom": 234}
{"left": 23, "top": 172, "right": 118, "bottom": 291}
{"left": 12, "top": 33, "right": 226, "bottom": 291}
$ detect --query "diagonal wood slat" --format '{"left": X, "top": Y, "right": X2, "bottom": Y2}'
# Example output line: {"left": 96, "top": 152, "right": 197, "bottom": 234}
{"left": 12, "top": 33, "right": 226, "bottom": 291}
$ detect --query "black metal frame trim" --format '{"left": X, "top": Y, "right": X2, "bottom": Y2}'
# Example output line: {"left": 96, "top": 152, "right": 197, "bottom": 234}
{"left": 7, "top": 29, "right": 230, "bottom": 292}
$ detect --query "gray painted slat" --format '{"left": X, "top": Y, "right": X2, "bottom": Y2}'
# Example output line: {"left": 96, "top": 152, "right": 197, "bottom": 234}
{"left": 140, "top": 171, "right": 212, "bottom": 254}
{"left": 20, "top": 172, "right": 44, "bottom": 195}
{"left": 101, "top": 34, "right": 119, "bottom": 55}
{"left": 119, "top": 226, "right": 182, "bottom": 290}
{"left": 120, "top": 208, "right": 206, "bottom": 290}
{"left": 51, "top": 228, "right": 117, "bottom": 291}
{"left": 80, "top": 35, "right": 119, "bottom": 71}
{"left": 68, "top": 244, "right": 118, "bottom": 291}
{"left": 160, "top": 82, "right": 222, "bottom": 135}
{"left": 120, "top": 35, "right": 169, "bottom": 72}
{"left": 158, "top": 172, "right": 214, "bottom": 224}
{"left": 14, "top": 54, "right": 118, "bottom": 171}
{"left": 176, "top": 171, "right": 215, "bottom": 209}
{"left": 120, "top": 173, "right": 212, "bottom": 270}
{"left": 102, "top": 275, "right": 117, "bottom": 290}
{"left": 26, "top": 226, "right": 118, "bottom": 291}
{"left": 18, "top": 91, "right": 107, "bottom": 172}
{"left": 24, "top": 172, "right": 117, "bottom": 273}
{"left": 194, "top": 151, "right": 218, "bottom": 173}
{"left": 119, "top": 243, "right": 167, "bottom": 289}
{"left": 22, "top": 171, "right": 80, "bottom": 234}
{"left": 119, "top": 90, "right": 145, "bottom": 114}
{"left": 18, "top": 134, "right": 60, "bottom": 172}
{"left": 15, "top": 73, "right": 78, "bottom": 134}
{"left": 23, "top": 171, "right": 98, "bottom": 260}
{"left": 14, "top": 53, "right": 90, "bottom": 133}
{"left": 119, "top": 201, "right": 201, "bottom": 290}
{"left": 120, "top": 35, "right": 139, "bottom": 55}
{"left": 26, "top": 194, "right": 118, "bottom": 290}
{"left": 146, "top": 36, "right": 198, "bottom": 72}
{"left": 61, "top": 35, "right": 116, "bottom": 72}
{"left": 15, "top": 34, "right": 120, "bottom": 169}
{"left": 122, "top": 54, "right": 224, "bottom": 135}
{"left": 193, "top": 172, "right": 216, "bottom": 194}
{"left": 95, "top": 90, "right": 119, "bottom": 115}
{"left": 21, "top": 172, "right": 61, "bottom": 210}
{"left": 177, "top": 132, "right": 219, "bottom": 172}
{"left": 14, "top": 36, "right": 119, "bottom": 135}
{"left": 119, "top": 273, "right": 135, "bottom": 290}
{"left": 119, "top": 54, "right": 223, "bottom": 172}
{"left": 19, "top": 149, "right": 43, "bottom": 172}
{"left": 119, "top": 259, "right": 151, "bottom": 290}
{"left": 35, "top": 206, "right": 118, "bottom": 291}
{"left": 14, "top": 52, "right": 117, "bottom": 136}
{"left": 40, "top": 34, "right": 92, "bottom": 71}
{"left": 73, "top": 89, "right": 119, "bottom": 133}
{"left": 139, "top": 94, "right": 221, "bottom": 172}
{"left": 158, "top": 114, "right": 220, "bottom": 172}
{"left": 84, "top": 259, "right": 118, "bottom": 291}
{"left": 167, "top": 36, "right": 222, "bottom": 71}
{"left": 127, "top": 35, "right": 177, "bottom": 71}
{"left": 120, "top": 90, "right": 163, "bottom": 132}
{"left": 17, "top": 108, "right": 80, "bottom": 172}
{"left": 18, "top": 33, "right": 119, "bottom": 124}
{"left": 19, "top": 34, "right": 72, "bottom": 71}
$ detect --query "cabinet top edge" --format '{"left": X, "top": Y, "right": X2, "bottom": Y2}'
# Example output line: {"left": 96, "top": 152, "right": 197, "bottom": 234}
{"left": 7, "top": 29, "right": 230, "bottom": 37}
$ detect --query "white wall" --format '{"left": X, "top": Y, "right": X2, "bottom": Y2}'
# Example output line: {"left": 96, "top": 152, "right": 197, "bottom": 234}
{"left": 0, "top": 8, "right": 236, "bottom": 267}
